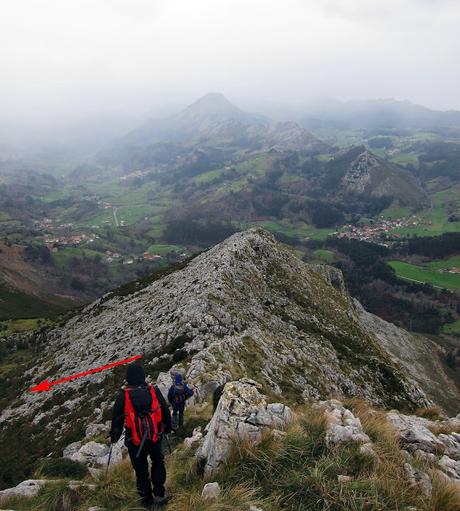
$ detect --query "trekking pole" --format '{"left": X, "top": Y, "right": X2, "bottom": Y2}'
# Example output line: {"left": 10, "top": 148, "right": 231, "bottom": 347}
{"left": 105, "top": 433, "right": 125, "bottom": 478}
{"left": 105, "top": 444, "right": 113, "bottom": 478}
{"left": 136, "top": 429, "right": 149, "bottom": 459}
{"left": 164, "top": 433, "right": 172, "bottom": 454}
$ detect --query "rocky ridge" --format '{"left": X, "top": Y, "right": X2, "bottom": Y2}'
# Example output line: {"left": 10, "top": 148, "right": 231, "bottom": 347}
{"left": 1, "top": 228, "right": 458, "bottom": 490}
{"left": 2, "top": 229, "right": 433, "bottom": 426}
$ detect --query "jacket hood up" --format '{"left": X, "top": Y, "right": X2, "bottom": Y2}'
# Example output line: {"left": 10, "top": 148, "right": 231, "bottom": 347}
{"left": 126, "top": 364, "right": 146, "bottom": 385}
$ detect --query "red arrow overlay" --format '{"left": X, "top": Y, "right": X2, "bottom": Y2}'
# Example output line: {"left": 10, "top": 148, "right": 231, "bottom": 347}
{"left": 30, "top": 355, "right": 143, "bottom": 392}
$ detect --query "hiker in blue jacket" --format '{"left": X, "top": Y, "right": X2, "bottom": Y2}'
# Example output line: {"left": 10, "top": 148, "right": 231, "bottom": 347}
{"left": 167, "top": 372, "right": 193, "bottom": 429}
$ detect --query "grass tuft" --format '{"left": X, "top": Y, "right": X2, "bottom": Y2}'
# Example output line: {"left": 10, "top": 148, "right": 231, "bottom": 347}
{"left": 414, "top": 405, "right": 446, "bottom": 421}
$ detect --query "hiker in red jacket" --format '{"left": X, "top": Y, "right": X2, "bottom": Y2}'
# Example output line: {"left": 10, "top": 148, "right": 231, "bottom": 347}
{"left": 110, "top": 363, "right": 172, "bottom": 508}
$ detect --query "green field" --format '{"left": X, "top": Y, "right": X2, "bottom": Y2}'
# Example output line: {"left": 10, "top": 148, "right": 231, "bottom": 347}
{"left": 380, "top": 206, "right": 411, "bottom": 220}
{"left": 312, "top": 249, "right": 335, "bottom": 263}
{"left": 234, "top": 155, "right": 270, "bottom": 176}
{"left": 193, "top": 168, "right": 225, "bottom": 184}
{"left": 427, "top": 256, "right": 460, "bottom": 271}
{"left": 117, "top": 204, "right": 158, "bottom": 225}
{"left": 389, "top": 152, "right": 419, "bottom": 166}
{"left": 389, "top": 260, "right": 460, "bottom": 290}
{"left": 390, "top": 184, "right": 460, "bottom": 237}
{"left": 315, "top": 153, "right": 333, "bottom": 162}
{"left": 53, "top": 247, "right": 103, "bottom": 268}
{"left": 0, "top": 318, "right": 51, "bottom": 337}
{"left": 147, "top": 244, "right": 184, "bottom": 256}
{"left": 443, "top": 318, "right": 460, "bottom": 335}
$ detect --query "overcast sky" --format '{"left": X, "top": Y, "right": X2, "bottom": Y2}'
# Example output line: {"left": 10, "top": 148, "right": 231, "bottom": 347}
{"left": 1, "top": 0, "right": 459, "bottom": 124}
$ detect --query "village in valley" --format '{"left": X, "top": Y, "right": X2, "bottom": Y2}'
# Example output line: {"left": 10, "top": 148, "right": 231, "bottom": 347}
{"left": 336, "top": 215, "right": 421, "bottom": 245}
{"left": 35, "top": 214, "right": 167, "bottom": 266}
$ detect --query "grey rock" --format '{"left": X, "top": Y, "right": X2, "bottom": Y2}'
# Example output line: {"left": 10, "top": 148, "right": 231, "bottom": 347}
{"left": 360, "top": 442, "right": 377, "bottom": 457}
{"left": 183, "top": 427, "right": 203, "bottom": 450}
{"left": 318, "top": 400, "right": 371, "bottom": 447}
{"left": 3, "top": 229, "right": 433, "bottom": 436}
{"left": 63, "top": 438, "right": 126, "bottom": 468}
{"left": 85, "top": 423, "right": 108, "bottom": 439}
{"left": 201, "top": 482, "right": 221, "bottom": 500}
{"left": 386, "top": 413, "right": 445, "bottom": 454}
{"left": 438, "top": 433, "right": 460, "bottom": 461}
{"left": 65, "top": 441, "right": 108, "bottom": 466}
{"left": 88, "top": 468, "right": 102, "bottom": 480}
{"left": 63, "top": 441, "right": 82, "bottom": 458}
{"left": 3, "top": 228, "right": 453, "bottom": 492}
{"left": 403, "top": 463, "right": 432, "bottom": 497}
{"left": 357, "top": 302, "right": 452, "bottom": 411}
{"left": 302, "top": 384, "right": 321, "bottom": 401}
{"left": 438, "top": 455, "right": 460, "bottom": 480}
{"left": 196, "top": 379, "right": 292, "bottom": 476}
{"left": 0, "top": 479, "right": 51, "bottom": 499}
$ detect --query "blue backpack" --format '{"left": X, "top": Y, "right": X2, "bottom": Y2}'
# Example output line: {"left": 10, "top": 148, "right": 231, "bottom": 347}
{"left": 172, "top": 383, "right": 186, "bottom": 405}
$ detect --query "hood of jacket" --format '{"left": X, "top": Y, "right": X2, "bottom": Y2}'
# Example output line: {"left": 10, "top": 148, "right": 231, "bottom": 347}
{"left": 126, "top": 364, "right": 146, "bottom": 385}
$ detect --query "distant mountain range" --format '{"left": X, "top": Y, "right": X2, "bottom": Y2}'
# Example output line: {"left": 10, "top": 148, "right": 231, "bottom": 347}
{"left": 118, "top": 93, "right": 326, "bottom": 153}
{"left": 95, "top": 94, "right": 430, "bottom": 232}
{"left": 121, "top": 93, "right": 264, "bottom": 145}
{"left": 295, "top": 98, "right": 460, "bottom": 131}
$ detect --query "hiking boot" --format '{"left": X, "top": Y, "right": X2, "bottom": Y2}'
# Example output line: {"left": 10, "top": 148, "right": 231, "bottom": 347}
{"left": 151, "top": 494, "right": 171, "bottom": 506}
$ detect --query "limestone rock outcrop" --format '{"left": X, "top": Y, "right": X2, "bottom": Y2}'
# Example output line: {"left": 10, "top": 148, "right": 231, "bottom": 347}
{"left": 0, "top": 479, "right": 50, "bottom": 499}
{"left": 63, "top": 422, "right": 126, "bottom": 469}
{"left": 387, "top": 411, "right": 460, "bottom": 488}
{"left": 195, "top": 379, "right": 292, "bottom": 476}
{"left": 318, "top": 400, "right": 371, "bottom": 447}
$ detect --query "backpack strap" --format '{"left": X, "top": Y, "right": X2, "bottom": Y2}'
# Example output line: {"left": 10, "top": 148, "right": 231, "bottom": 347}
{"left": 124, "top": 388, "right": 142, "bottom": 445}
{"left": 149, "top": 385, "right": 163, "bottom": 441}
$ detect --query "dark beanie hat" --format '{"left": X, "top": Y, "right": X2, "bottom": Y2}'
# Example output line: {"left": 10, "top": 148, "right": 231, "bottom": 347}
{"left": 126, "top": 363, "right": 146, "bottom": 385}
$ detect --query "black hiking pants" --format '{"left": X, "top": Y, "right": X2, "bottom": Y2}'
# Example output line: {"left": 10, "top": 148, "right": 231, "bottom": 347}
{"left": 127, "top": 439, "right": 166, "bottom": 506}
{"left": 172, "top": 404, "right": 184, "bottom": 429}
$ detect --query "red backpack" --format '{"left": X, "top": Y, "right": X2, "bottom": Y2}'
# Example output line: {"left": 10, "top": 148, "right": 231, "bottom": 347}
{"left": 124, "top": 385, "right": 163, "bottom": 445}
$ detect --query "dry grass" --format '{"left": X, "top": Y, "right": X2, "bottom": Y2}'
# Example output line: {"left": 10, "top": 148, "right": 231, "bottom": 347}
{"left": 414, "top": 406, "right": 446, "bottom": 421}
{"left": 347, "top": 399, "right": 427, "bottom": 508}
{"left": 429, "top": 472, "right": 460, "bottom": 511}
{"left": 166, "top": 483, "right": 272, "bottom": 511}
{"left": 4, "top": 401, "right": 460, "bottom": 511}
{"left": 427, "top": 422, "right": 460, "bottom": 436}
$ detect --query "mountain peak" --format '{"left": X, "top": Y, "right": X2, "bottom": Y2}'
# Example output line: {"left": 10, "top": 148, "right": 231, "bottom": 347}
{"left": 192, "top": 92, "right": 236, "bottom": 108}
{"left": 179, "top": 92, "right": 246, "bottom": 121}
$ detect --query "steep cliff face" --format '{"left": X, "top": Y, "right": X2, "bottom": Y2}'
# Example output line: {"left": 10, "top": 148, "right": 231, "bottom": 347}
{"left": 357, "top": 303, "right": 460, "bottom": 415}
{"left": 1, "top": 229, "right": 457, "bottom": 488}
